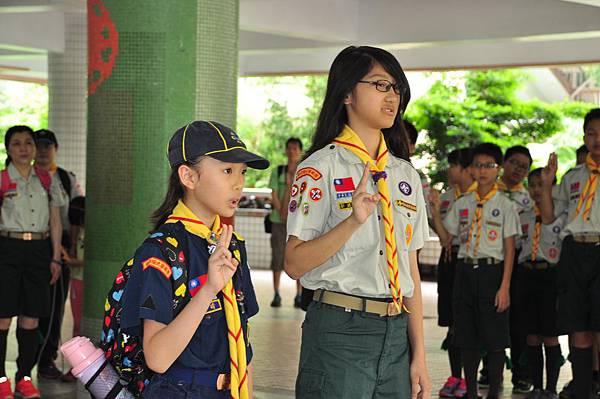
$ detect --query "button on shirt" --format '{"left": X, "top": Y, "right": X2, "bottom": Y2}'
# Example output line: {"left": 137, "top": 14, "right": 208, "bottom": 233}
{"left": 286, "top": 144, "right": 429, "bottom": 299}
{"left": 519, "top": 207, "right": 567, "bottom": 264}
{"left": 0, "top": 163, "right": 65, "bottom": 232}
{"left": 444, "top": 191, "right": 520, "bottom": 260}
{"left": 121, "top": 223, "right": 258, "bottom": 371}
{"left": 554, "top": 164, "right": 600, "bottom": 237}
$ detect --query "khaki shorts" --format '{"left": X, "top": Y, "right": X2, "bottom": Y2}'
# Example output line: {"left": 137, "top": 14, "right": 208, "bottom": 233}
{"left": 270, "top": 222, "right": 286, "bottom": 271}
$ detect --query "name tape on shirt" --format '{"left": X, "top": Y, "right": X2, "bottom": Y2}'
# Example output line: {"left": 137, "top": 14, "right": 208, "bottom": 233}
{"left": 296, "top": 167, "right": 322, "bottom": 181}
{"left": 142, "top": 257, "right": 172, "bottom": 279}
{"left": 395, "top": 200, "right": 417, "bottom": 212}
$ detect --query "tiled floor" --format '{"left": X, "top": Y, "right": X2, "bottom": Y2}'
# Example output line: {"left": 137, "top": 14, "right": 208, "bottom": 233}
{"left": 3, "top": 270, "right": 572, "bottom": 398}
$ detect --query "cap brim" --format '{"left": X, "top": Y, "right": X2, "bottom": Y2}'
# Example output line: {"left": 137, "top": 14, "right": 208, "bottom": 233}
{"left": 36, "top": 139, "right": 56, "bottom": 145}
{"left": 209, "top": 148, "right": 270, "bottom": 170}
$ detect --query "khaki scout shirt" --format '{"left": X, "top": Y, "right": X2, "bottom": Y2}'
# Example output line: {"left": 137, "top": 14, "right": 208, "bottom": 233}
{"left": 444, "top": 190, "right": 520, "bottom": 261}
{"left": 0, "top": 163, "right": 65, "bottom": 233}
{"left": 286, "top": 144, "right": 429, "bottom": 298}
{"left": 498, "top": 184, "right": 533, "bottom": 250}
{"left": 554, "top": 164, "right": 600, "bottom": 237}
{"left": 518, "top": 206, "right": 567, "bottom": 264}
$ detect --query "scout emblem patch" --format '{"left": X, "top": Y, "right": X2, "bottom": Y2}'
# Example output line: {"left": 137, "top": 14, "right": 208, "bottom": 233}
{"left": 491, "top": 209, "right": 500, "bottom": 217}
{"left": 398, "top": 181, "right": 412, "bottom": 196}
{"left": 291, "top": 184, "right": 299, "bottom": 197}
{"left": 309, "top": 187, "right": 322, "bottom": 201}
{"left": 487, "top": 229, "right": 498, "bottom": 241}
{"left": 289, "top": 200, "right": 298, "bottom": 213}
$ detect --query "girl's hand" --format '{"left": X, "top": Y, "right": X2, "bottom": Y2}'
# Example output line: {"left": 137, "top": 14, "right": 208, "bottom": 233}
{"left": 49, "top": 261, "right": 61, "bottom": 285}
{"left": 350, "top": 163, "right": 381, "bottom": 225}
{"left": 541, "top": 153, "right": 558, "bottom": 188}
{"left": 206, "top": 225, "right": 239, "bottom": 295}
{"left": 410, "top": 357, "right": 431, "bottom": 398}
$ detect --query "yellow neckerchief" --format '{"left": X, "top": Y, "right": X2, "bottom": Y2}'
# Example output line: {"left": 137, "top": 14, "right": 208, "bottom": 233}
{"left": 165, "top": 200, "right": 248, "bottom": 399}
{"left": 333, "top": 125, "right": 404, "bottom": 313}
{"left": 497, "top": 179, "right": 524, "bottom": 194}
{"left": 49, "top": 163, "right": 58, "bottom": 174}
{"left": 466, "top": 184, "right": 498, "bottom": 257}
{"left": 455, "top": 181, "right": 477, "bottom": 200}
{"left": 531, "top": 205, "right": 541, "bottom": 262}
{"left": 575, "top": 153, "right": 600, "bottom": 222}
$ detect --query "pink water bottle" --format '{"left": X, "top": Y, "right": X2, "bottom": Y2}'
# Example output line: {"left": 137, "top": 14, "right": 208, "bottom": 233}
{"left": 60, "top": 337, "right": 133, "bottom": 399}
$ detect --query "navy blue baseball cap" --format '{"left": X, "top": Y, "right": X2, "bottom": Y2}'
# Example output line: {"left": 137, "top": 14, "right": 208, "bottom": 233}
{"left": 34, "top": 129, "right": 58, "bottom": 146}
{"left": 168, "top": 121, "right": 269, "bottom": 170}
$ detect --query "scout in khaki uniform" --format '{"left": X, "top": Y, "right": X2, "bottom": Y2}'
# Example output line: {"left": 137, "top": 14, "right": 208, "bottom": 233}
{"left": 433, "top": 143, "right": 520, "bottom": 399}
{"left": 0, "top": 125, "right": 64, "bottom": 399}
{"left": 285, "top": 45, "right": 431, "bottom": 399}
{"left": 518, "top": 168, "right": 566, "bottom": 399}
{"left": 540, "top": 108, "right": 600, "bottom": 399}
{"left": 495, "top": 145, "right": 535, "bottom": 395}
{"left": 429, "top": 147, "right": 475, "bottom": 398}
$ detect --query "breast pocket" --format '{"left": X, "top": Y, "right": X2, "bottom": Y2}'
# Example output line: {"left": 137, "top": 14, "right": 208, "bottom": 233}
{"left": 392, "top": 200, "right": 417, "bottom": 250}
{"left": 483, "top": 223, "right": 502, "bottom": 249}
{"left": 330, "top": 204, "right": 378, "bottom": 253}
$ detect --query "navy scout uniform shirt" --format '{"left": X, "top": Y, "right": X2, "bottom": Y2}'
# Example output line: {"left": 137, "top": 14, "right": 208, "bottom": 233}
{"left": 121, "top": 222, "right": 258, "bottom": 371}
{"left": 554, "top": 164, "right": 600, "bottom": 237}
{"left": 286, "top": 143, "right": 429, "bottom": 299}
{"left": 444, "top": 191, "right": 520, "bottom": 261}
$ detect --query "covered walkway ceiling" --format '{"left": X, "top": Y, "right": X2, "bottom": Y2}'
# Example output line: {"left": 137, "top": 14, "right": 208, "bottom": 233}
{"left": 1, "top": 0, "right": 600, "bottom": 82}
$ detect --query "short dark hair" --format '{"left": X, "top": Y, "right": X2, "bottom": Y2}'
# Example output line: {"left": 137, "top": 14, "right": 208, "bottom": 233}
{"left": 576, "top": 144, "right": 589, "bottom": 157}
{"left": 583, "top": 108, "right": 600, "bottom": 131}
{"left": 504, "top": 145, "right": 532, "bottom": 165}
{"left": 472, "top": 143, "right": 503, "bottom": 165}
{"left": 4, "top": 125, "right": 35, "bottom": 166}
{"left": 285, "top": 137, "right": 303, "bottom": 150}
{"left": 529, "top": 167, "right": 556, "bottom": 185}
{"left": 448, "top": 147, "right": 472, "bottom": 169}
{"left": 403, "top": 120, "right": 418, "bottom": 145}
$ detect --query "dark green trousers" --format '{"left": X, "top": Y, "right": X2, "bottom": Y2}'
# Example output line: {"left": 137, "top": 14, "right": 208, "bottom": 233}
{"left": 296, "top": 301, "right": 410, "bottom": 399}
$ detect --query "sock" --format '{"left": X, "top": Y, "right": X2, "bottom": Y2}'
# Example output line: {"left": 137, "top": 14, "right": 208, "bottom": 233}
{"left": 487, "top": 350, "right": 505, "bottom": 397}
{"left": 462, "top": 348, "right": 480, "bottom": 399}
{"left": 0, "top": 330, "right": 8, "bottom": 378}
{"left": 448, "top": 338, "right": 462, "bottom": 378}
{"left": 15, "top": 328, "right": 38, "bottom": 381}
{"left": 528, "top": 345, "right": 543, "bottom": 390}
{"left": 544, "top": 344, "right": 562, "bottom": 393}
{"left": 571, "top": 346, "right": 593, "bottom": 399}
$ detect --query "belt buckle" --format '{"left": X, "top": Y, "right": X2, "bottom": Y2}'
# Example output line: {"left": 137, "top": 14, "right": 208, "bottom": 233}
{"left": 386, "top": 302, "right": 400, "bottom": 317}
{"left": 22, "top": 232, "right": 32, "bottom": 241}
{"left": 216, "top": 373, "right": 230, "bottom": 390}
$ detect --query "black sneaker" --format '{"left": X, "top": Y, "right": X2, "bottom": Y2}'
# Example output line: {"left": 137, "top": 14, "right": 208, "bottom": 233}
{"left": 513, "top": 380, "right": 534, "bottom": 394}
{"left": 37, "top": 362, "right": 63, "bottom": 380}
{"left": 270, "top": 293, "right": 281, "bottom": 307}
{"left": 478, "top": 373, "right": 489, "bottom": 388}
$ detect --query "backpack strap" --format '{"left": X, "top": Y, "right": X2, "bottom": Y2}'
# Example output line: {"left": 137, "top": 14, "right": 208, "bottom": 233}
{"left": 57, "top": 167, "right": 72, "bottom": 200}
{"left": 33, "top": 166, "right": 52, "bottom": 197}
{"left": 0, "top": 169, "right": 10, "bottom": 204}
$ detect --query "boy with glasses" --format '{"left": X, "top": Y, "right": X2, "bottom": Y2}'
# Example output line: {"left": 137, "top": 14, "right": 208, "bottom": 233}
{"left": 433, "top": 143, "right": 520, "bottom": 399}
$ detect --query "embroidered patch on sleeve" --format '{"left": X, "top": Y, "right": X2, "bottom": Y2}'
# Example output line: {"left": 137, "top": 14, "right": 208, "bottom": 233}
{"left": 338, "top": 201, "right": 353, "bottom": 210}
{"left": 206, "top": 298, "right": 223, "bottom": 314}
{"left": 296, "top": 167, "right": 322, "bottom": 181}
{"left": 142, "top": 257, "right": 172, "bottom": 279}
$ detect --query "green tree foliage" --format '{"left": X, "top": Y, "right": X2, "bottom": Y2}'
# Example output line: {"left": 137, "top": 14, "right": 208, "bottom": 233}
{"left": 406, "top": 70, "right": 593, "bottom": 184}
{"left": 239, "top": 75, "right": 326, "bottom": 187}
{"left": 0, "top": 81, "right": 48, "bottom": 162}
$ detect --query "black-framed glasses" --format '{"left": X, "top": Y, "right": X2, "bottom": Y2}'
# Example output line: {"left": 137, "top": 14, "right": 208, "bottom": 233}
{"left": 357, "top": 79, "right": 401, "bottom": 95}
{"left": 473, "top": 162, "right": 498, "bottom": 169}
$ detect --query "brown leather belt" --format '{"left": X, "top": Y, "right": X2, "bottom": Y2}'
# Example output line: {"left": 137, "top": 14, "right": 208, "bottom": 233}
{"left": 313, "top": 289, "right": 401, "bottom": 317}
{"left": 573, "top": 234, "right": 600, "bottom": 243}
{"left": 521, "top": 260, "right": 554, "bottom": 270}
{"left": 0, "top": 231, "right": 49, "bottom": 241}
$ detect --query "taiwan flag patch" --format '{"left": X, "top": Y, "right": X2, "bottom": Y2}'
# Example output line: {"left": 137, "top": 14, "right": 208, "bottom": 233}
{"left": 334, "top": 177, "right": 355, "bottom": 192}
{"left": 189, "top": 274, "right": 208, "bottom": 297}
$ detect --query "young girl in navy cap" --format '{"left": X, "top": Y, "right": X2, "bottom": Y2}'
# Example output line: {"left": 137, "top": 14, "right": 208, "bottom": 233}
{"left": 120, "top": 120, "right": 269, "bottom": 399}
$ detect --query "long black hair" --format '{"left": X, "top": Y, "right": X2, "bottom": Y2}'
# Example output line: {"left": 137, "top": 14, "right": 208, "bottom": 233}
{"left": 4, "top": 125, "right": 35, "bottom": 166}
{"left": 150, "top": 156, "right": 204, "bottom": 230}
{"left": 305, "top": 46, "right": 411, "bottom": 160}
